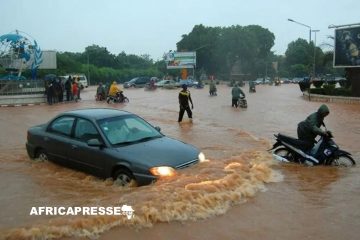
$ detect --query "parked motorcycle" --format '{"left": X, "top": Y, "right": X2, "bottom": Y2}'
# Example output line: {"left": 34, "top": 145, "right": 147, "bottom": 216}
{"left": 106, "top": 92, "right": 129, "bottom": 104}
{"left": 270, "top": 131, "right": 355, "bottom": 167}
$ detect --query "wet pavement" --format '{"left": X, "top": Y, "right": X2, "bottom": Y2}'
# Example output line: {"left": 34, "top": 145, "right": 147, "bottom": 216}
{"left": 0, "top": 84, "right": 359, "bottom": 239}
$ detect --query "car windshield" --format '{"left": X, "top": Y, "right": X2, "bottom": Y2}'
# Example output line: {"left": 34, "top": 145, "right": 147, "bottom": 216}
{"left": 98, "top": 115, "right": 162, "bottom": 145}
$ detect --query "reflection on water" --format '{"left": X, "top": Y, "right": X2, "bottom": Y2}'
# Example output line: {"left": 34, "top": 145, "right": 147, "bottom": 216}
{"left": 0, "top": 84, "right": 359, "bottom": 239}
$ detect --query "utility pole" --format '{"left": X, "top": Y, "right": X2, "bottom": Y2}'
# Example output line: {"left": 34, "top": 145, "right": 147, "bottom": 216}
{"left": 312, "top": 30, "right": 320, "bottom": 78}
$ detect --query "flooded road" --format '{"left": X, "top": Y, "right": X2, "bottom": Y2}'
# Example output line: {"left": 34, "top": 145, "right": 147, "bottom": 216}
{"left": 0, "top": 84, "right": 359, "bottom": 239}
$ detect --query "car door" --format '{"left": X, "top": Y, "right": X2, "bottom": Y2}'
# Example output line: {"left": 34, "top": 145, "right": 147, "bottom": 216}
{"left": 67, "top": 118, "right": 106, "bottom": 177}
{"left": 45, "top": 116, "right": 75, "bottom": 165}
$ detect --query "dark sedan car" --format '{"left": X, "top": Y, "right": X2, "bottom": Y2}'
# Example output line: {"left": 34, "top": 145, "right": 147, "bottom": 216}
{"left": 123, "top": 77, "right": 150, "bottom": 88}
{"left": 26, "top": 108, "right": 205, "bottom": 186}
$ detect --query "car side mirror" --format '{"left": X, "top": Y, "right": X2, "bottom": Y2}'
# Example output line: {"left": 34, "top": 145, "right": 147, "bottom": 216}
{"left": 155, "top": 126, "right": 161, "bottom": 132}
{"left": 87, "top": 138, "right": 104, "bottom": 148}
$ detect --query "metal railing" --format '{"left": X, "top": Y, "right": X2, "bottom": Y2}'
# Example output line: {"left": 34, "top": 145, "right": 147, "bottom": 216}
{"left": 0, "top": 79, "right": 45, "bottom": 95}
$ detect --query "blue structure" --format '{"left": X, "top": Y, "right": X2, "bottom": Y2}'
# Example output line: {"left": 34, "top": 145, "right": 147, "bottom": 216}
{"left": 0, "top": 30, "right": 43, "bottom": 79}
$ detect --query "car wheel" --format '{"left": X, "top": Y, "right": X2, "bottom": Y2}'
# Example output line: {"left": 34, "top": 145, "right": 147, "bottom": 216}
{"left": 113, "top": 168, "right": 136, "bottom": 187}
{"left": 36, "top": 149, "right": 49, "bottom": 161}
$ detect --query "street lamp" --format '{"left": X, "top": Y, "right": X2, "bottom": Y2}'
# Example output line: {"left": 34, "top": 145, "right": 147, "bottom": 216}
{"left": 87, "top": 54, "right": 90, "bottom": 86}
{"left": 288, "top": 18, "right": 312, "bottom": 43}
{"left": 312, "top": 30, "right": 320, "bottom": 77}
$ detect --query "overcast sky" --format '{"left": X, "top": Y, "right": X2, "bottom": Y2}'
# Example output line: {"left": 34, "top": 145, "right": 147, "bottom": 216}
{"left": 1, "top": 0, "right": 359, "bottom": 60}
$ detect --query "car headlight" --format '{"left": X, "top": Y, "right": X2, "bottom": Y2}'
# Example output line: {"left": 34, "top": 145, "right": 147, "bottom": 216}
{"left": 149, "top": 166, "right": 176, "bottom": 177}
{"left": 198, "top": 152, "right": 206, "bottom": 162}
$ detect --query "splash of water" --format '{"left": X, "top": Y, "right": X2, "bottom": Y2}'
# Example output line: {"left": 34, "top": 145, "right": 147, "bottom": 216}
{"left": 3, "top": 151, "right": 282, "bottom": 239}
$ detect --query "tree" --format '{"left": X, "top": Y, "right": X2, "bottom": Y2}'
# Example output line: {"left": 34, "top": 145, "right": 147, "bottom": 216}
{"left": 285, "top": 39, "right": 312, "bottom": 66}
{"left": 82, "top": 45, "right": 116, "bottom": 68}
{"left": 176, "top": 24, "right": 275, "bottom": 80}
{"left": 284, "top": 38, "right": 326, "bottom": 77}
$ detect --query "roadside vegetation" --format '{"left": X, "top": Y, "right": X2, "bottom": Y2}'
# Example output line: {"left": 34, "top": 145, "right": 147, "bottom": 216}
{"left": 1, "top": 24, "right": 344, "bottom": 85}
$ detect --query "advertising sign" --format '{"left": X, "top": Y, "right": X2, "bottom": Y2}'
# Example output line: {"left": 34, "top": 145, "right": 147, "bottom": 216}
{"left": 334, "top": 26, "right": 360, "bottom": 68}
{"left": 38, "top": 50, "right": 57, "bottom": 69}
{"left": 164, "top": 51, "right": 196, "bottom": 69}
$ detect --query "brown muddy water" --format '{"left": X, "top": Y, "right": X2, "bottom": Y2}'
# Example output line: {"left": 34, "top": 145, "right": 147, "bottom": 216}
{"left": 0, "top": 84, "right": 359, "bottom": 240}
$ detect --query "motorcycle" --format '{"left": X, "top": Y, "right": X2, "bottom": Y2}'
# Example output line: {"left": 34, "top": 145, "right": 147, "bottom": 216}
{"left": 106, "top": 92, "right": 129, "bottom": 104}
{"left": 238, "top": 96, "right": 247, "bottom": 108}
{"left": 209, "top": 89, "right": 217, "bottom": 96}
{"left": 144, "top": 83, "right": 157, "bottom": 91}
{"left": 270, "top": 131, "right": 355, "bottom": 167}
{"left": 209, "top": 85, "right": 217, "bottom": 96}
{"left": 95, "top": 93, "right": 105, "bottom": 101}
{"left": 249, "top": 86, "right": 256, "bottom": 93}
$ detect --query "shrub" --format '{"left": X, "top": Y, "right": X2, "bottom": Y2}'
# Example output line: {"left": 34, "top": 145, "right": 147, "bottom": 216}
{"left": 339, "top": 79, "right": 351, "bottom": 88}
{"left": 323, "top": 84, "right": 336, "bottom": 95}
{"left": 309, "top": 87, "right": 352, "bottom": 96}
{"left": 326, "top": 80, "right": 337, "bottom": 86}
{"left": 312, "top": 80, "right": 324, "bottom": 88}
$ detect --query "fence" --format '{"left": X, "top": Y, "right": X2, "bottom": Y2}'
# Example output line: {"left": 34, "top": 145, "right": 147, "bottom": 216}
{"left": 0, "top": 79, "right": 46, "bottom": 106}
{"left": 0, "top": 79, "right": 45, "bottom": 95}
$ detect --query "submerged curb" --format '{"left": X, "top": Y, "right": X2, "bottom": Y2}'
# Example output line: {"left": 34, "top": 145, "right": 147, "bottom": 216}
{"left": 303, "top": 92, "right": 360, "bottom": 104}
{"left": 0, "top": 102, "right": 46, "bottom": 107}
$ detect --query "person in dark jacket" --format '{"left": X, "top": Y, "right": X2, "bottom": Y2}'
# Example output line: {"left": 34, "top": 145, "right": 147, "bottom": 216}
{"left": 231, "top": 83, "right": 245, "bottom": 108}
{"left": 297, "top": 104, "right": 330, "bottom": 146}
{"left": 209, "top": 80, "right": 217, "bottom": 95}
{"left": 65, "top": 76, "right": 72, "bottom": 101}
{"left": 178, "top": 84, "right": 194, "bottom": 122}
{"left": 96, "top": 82, "right": 106, "bottom": 100}
{"left": 45, "top": 80, "right": 54, "bottom": 105}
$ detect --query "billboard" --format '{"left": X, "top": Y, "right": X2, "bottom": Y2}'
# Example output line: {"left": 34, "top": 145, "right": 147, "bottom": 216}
{"left": 164, "top": 51, "right": 196, "bottom": 69}
{"left": 38, "top": 50, "right": 57, "bottom": 69}
{"left": 0, "top": 50, "right": 56, "bottom": 70}
{"left": 334, "top": 26, "right": 360, "bottom": 67}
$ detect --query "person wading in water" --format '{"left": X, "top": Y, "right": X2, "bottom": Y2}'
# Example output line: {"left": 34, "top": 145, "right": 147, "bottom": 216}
{"left": 178, "top": 84, "right": 194, "bottom": 122}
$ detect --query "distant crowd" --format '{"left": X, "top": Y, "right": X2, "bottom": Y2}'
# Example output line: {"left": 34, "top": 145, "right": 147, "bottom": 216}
{"left": 45, "top": 76, "right": 82, "bottom": 105}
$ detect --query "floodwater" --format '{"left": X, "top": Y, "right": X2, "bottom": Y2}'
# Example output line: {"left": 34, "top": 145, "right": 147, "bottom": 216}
{"left": 0, "top": 84, "right": 359, "bottom": 240}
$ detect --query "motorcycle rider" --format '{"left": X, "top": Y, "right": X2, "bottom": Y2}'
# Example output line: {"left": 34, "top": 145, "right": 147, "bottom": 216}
{"left": 96, "top": 82, "right": 106, "bottom": 100}
{"left": 231, "top": 83, "right": 245, "bottom": 108}
{"left": 108, "top": 81, "right": 124, "bottom": 102}
{"left": 297, "top": 104, "right": 330, "bottom": 150}
{"left": 249, "top": 81, "right": 256, "bottom": 92}
{"left": 209, "top": 80, "right": 217, "bottom": 95}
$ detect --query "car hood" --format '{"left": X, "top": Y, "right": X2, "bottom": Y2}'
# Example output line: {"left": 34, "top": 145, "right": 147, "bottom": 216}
{"left": 113, "top": 136, "right": 199, "bottom": 168}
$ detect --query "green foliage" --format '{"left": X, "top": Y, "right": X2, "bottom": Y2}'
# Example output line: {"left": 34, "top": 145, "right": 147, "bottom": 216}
{"left": 290, "top": 64, "right": 308, "bottom": 77}
{"left": 28, "top": 46, "right": 166, "bottom": 84}
{"left": 339, "top": 79, "right": 351, "bottom": 88}
{"left": 176, "top": 24, "right": 275, "bottom": 80}
{"left": 285, "top": 39, "right": 311, "bottom": 66}
{"left": 323, "top": 83, "right": 336, "bottom": 94}
{"left": 0, "top": 66, "right": 6, "bottom": 75}
{"left": 312, "top": 80, "right": 324, "bottom": 88}
{"left": 283, "top": 39, "right": 332, "bottom": 77}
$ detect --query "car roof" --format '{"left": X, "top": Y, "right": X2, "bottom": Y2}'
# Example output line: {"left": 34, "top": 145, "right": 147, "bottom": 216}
{"left": 62, "top": 108, "right": 132, "bottom": 120}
